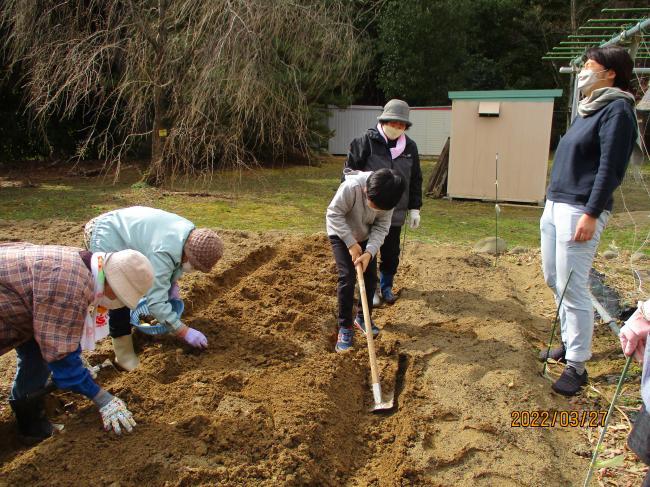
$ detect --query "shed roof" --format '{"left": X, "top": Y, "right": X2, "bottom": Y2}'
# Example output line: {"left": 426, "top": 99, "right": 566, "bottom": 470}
{"left": 448, "top": 90, "right": 563, "bottom": 101}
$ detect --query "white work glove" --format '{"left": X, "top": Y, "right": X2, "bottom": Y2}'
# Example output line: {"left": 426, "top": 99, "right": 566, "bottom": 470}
{"left": 93, "top": 390, "right": 136, "bottom": 435}
{"left": 408, "top": 209, "right": 421, "bottom": 230}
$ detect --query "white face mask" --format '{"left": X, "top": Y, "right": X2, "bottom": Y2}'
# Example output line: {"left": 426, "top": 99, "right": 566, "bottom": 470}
{"left": 383, "top": 124, "right": 405, "bottom": 140}
{"left": 97, "top": 296, "right": 124, "bottom": 310}
{"left": 577, "top": 68, "right": 607, "bottom": 96}
{"left": 182, "top": 262, "right": 196, "bottom": 273}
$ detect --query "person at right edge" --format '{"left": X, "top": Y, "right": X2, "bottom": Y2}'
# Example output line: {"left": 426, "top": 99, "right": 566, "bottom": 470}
{"left": 343, "top": 99, "right": 423, "bottom": 309}
{"left": 620, "top": 300, "right": 650, "bottom": 487}
{"left": 540, "top": 46, "right": 642, "bottom": 396}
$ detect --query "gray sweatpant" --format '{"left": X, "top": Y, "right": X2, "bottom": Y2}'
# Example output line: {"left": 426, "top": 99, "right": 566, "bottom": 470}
{"left": 540, "top": 200, "right": 610, "bottom": 362}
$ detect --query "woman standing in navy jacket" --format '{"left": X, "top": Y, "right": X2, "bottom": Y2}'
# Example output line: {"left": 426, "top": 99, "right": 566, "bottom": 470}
{"left": 344, "top": 99, "right": 423, "bottom": 318}
{"left": 540, "top": 46, "right": 639, "bottom": 396}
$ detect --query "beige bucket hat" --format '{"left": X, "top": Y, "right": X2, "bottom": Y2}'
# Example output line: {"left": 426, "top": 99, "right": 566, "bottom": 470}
{"left": 103, "top": 249, "right": 154, "bottom": 309}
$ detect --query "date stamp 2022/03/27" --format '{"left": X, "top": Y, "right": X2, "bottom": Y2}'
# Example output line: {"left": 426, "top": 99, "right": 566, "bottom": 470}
{"left": 511, "top": 410, "right": 607, "bottom": 428}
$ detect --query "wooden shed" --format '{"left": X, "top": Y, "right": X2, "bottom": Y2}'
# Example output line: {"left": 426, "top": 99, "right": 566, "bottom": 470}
{"left": 446, "top": 89, "right": 562, "bottom": 205}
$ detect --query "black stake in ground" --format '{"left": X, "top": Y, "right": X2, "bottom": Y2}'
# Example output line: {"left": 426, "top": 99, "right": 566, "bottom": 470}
{"left": 542, "top": 268, "right": 574, "bottom": 378}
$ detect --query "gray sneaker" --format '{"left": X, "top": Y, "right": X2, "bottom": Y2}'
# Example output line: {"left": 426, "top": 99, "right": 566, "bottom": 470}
{"left": 552, "top": 366, "right": 588, "bottom": 396}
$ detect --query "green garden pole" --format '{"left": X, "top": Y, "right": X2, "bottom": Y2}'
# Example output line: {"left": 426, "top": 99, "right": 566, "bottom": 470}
{"left": 542, "top": 269, "right": 574, "bottom": 378}
{"left": 494, "top": 153, "right": 500, "bottom": 267}
{"left": 582, "top": 355, "right": 633, "bottom": 487}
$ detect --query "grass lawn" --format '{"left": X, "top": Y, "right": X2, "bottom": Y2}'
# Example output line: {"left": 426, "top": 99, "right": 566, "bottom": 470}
{"left": 1, "top": 157, "right": 649, "bottom": 251}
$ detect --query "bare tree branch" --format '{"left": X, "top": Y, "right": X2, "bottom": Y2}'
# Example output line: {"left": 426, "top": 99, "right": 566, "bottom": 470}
{"left": 1, "top": 0, "right": 368, "bottom": 183}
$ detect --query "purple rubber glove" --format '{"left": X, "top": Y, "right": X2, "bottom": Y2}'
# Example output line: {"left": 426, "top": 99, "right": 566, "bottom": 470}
{"left": 169, "top": 282, "right": 181, "bottom": 300}
{"left": 177, "top": 325, "right": 208, "bottom": 348}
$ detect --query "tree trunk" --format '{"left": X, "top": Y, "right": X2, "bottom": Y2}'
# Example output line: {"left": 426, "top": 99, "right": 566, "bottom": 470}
{"left": 143, "top": 0, "right": 168, "bottom": 187}
{"left": 144, "top": 84, "right": 165, "bottom": 186}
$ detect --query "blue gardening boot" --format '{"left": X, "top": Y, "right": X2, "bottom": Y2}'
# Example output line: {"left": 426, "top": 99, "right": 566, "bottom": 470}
{"left": 335, "top": 327, "right": 354, "bottom": 352}
{"left": 380, "top": 273, "right": 397, "bottom": 305}
{"left": 354, "top": 314, "right": 380, "bottom": 338}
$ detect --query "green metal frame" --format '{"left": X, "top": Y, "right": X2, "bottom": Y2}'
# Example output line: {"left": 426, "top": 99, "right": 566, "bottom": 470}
{"left": 543, "top": 8, "right": 649, "bottom": 67}
{"left": 543, "top": 57, "right": 650, "bottom": 60}
{"left": 567, "top": 35, "right": 613, "bottom": 38}
{"left": 601, "top": 8, "right": 650, "bottom": 12}
{"left": 588, "top": 18, "right": 646, "bottom": 23}
{"left": 578, "top": 25, "right": 636, "bottom": 30}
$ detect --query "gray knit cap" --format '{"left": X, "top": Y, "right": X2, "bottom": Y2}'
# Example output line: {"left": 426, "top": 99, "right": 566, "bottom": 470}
{"left": 377, "top": 99, "right": 412, "bottom": 127}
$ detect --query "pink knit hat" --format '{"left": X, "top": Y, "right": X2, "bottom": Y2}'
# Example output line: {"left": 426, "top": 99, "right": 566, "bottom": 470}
{"left": 184, "top": 228, "right": 224, "bottom": 272}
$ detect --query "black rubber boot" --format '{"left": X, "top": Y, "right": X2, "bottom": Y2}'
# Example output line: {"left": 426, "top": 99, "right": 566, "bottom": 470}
{"left": 551, "top": 366, "right": 588, "bottom": 396}
{"left": 9, "top": 396, "right": 55, "bottom": 445}
{"left": 539, "top": 344, "right": 566, "bottom": 363}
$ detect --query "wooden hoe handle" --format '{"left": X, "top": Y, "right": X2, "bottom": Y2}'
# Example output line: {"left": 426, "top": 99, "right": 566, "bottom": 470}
{"left": 356, "top": 263, "right": 381, "bottom": 386}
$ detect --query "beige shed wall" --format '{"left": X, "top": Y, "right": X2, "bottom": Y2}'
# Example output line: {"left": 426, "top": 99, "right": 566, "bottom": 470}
{"left": 447, "top": 99, "right": 554, "bottom": 204}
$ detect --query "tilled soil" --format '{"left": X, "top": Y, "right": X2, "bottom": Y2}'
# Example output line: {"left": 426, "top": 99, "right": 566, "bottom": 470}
{"left": 0, "top": 226, "right": 587, "bottom": 486}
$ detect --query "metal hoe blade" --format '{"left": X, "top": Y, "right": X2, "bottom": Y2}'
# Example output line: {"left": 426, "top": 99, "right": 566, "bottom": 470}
{"left": 370, "top": 382, "right": 394, "bottom": 412}
{"left": 356, "top": 263, "right": 396, "bottom": 414}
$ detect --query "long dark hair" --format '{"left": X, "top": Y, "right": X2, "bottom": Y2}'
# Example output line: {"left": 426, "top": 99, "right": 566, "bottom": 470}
{"left": 584, "top": 47, "right": 634, "bottom": 92}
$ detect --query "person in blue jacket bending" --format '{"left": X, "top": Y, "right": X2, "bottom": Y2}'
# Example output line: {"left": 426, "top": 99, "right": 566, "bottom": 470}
{"left": 84, "top": 206, "right": 224, "bottom": 371}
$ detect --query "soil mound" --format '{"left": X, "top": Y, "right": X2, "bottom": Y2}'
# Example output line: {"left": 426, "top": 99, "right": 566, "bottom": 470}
{"left": 0, "top": 233, "right": 585, "bottom": 486}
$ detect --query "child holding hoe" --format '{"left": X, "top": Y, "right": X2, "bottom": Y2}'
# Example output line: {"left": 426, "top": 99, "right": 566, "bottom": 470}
{"left": 326, "top": 168, "right": 405, "bottom": 352}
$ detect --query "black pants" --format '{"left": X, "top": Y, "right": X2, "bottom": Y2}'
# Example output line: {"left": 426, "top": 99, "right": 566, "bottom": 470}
{"left": 330, "top": 236, "right": 377, "bottom": 328}
{"left": 109, "top": 307, "right": 132, "bottom": 338}
{"left": 379, "top": 225, "right": 402, "bottom": 277}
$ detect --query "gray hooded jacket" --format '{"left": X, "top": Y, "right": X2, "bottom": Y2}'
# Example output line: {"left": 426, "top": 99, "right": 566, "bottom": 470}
{"left": 325, "top": 170, "right": 393, "bottom": 257}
